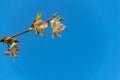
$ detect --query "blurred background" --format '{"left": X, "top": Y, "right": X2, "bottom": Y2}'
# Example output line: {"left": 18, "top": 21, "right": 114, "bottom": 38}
{"left": 0, "top": 0, "right": 120, "bottom": 80}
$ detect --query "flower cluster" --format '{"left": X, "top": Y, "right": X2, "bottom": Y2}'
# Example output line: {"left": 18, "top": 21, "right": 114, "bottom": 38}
{"left": 0, "top": 37, "right": 19, "bottom": 58}
{"left": 50, "top": 17, "right": 65, "bottom": 38}
{"left": 31, "top": 12, "right": 48, "bottom": 36}
{"left": 0, "top": 12, "right": 66, "bottom": 59}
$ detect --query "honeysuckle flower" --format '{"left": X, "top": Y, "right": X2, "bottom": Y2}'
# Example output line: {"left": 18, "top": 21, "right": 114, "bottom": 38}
{"left": 0, "top": 37, "right": 19, "bottom": 58}
{"left": 4, "top": 42, "right": 19, "bottom": 58}
{"left": 50, "top": 17, "right": 65, "bottom": 38}
{"left": 31, "top": 12, "right": 49, "bottom": 36}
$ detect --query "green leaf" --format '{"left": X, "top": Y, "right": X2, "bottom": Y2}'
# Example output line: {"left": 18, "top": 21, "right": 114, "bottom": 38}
{"left": 36, "top": 12, "right": 42, "bottom": 21}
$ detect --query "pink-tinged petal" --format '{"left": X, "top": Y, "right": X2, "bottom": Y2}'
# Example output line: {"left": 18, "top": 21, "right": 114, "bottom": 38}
{"left": 4, "top": 52, "right": 11, "bottom": 56}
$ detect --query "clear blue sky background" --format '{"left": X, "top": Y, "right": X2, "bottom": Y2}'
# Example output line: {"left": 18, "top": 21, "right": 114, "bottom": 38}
{"left": 0, "top": 0, "right": 120, "bottom": 80}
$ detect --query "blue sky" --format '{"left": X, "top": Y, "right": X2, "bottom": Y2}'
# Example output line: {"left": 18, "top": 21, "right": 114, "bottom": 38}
{"left": 0, "top": 0, "right": 120, "bottom": 80}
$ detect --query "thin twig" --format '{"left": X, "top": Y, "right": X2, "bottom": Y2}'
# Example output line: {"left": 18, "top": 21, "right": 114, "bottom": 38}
{"left": 11, "top": 28, "right": 33, "bottom": 38}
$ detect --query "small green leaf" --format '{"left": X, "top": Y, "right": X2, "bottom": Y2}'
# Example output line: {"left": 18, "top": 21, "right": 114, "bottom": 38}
{"left": 36, "top": 12, "right": 42, "bottom": 21}
{"left": 57, "top": 17, "right": 63, "bottom": 22}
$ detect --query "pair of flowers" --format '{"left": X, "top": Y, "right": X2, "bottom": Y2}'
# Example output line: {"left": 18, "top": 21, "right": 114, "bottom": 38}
{"left": 0, "top": 12, "right": 65, "bottom": 59}
{"left": 31, "top": 12, "right": 65, "bottom": 38}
